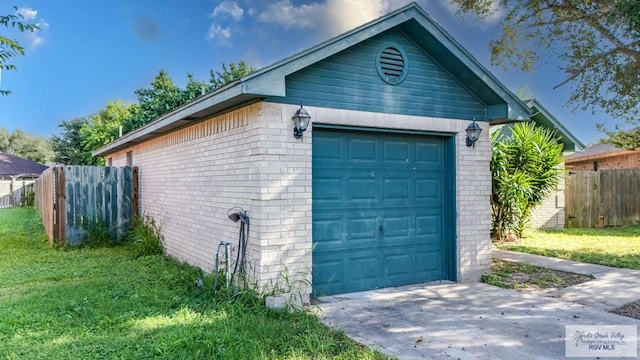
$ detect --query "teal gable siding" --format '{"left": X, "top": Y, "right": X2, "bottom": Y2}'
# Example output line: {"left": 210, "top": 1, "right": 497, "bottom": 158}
{"left": 275, "top": 29, "right": 487, "bottom": 121}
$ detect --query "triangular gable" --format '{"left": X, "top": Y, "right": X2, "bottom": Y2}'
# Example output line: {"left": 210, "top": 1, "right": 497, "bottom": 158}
{"left": 95, "top": 2, "right": 529, "bottom": 156}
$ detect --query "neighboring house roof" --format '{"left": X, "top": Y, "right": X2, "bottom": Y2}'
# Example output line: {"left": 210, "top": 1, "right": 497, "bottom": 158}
{"left": 565, "top": 142, "right": 636, "bottom": 163}
{"left": 491, "top": 99, "right": 585, "bottom": 151}
{"left": 95, "top": 2, "right": 530, "bottom": 157}
{"left": 0, "top": 152, "right": 48, "bottom": 177}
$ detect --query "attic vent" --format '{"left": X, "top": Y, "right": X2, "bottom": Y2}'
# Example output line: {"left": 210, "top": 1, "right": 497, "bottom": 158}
{"left": 376, "top": 43, "right": 408, "bottom": 85}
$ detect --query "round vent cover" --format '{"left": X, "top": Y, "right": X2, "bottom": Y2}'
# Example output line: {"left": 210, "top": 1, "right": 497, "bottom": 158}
{"left": 376, "top": 43, "right": 408, "bottom": 85}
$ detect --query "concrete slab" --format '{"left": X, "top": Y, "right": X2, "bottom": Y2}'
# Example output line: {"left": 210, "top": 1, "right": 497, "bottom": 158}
{"left": 316, "top": 282, "right": 640, "bottom": 360}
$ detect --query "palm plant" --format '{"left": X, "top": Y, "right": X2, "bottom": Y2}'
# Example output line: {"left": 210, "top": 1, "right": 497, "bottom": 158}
{"left": 491, "top": 122, "right": 564, "bottom": 239}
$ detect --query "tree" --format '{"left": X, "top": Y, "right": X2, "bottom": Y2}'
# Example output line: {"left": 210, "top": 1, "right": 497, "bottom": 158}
{"left": 121, "top": 62, "right": 256, "bottom": 134}
{"left": 209, "top": 61, "right": 256, "bottom": 90}
{"left": 1, "top": 6, "right": 39, "bottom": 95}
{"left": 81, "top": 100, "right": 136, "bottom": 154}
{"left": 51, "top": 118, "right": 97, "bottom": 165}
{"left": 453, "top": 0, "right": 640, "bottom": 146}
{"left": 491, "top": 122, "right": 564, "bottom": 240}
{"left": 123, "top": 70, "right": 184, "bottom": 133}
{"left": 0, "top": 127, "right": 53, "bottom": 163}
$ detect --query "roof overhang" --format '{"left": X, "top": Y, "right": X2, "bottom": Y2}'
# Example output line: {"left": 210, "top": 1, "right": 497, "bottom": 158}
{"left": 525, "top": 99, "right": 586, "bottom": 151}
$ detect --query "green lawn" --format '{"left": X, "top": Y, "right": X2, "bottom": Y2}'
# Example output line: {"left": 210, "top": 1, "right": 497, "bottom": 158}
{"left": 496, "top": 226, "right": 640, "bottom": 270}
{"left": 0, "top": 208, "right": 388, "bottom": 360}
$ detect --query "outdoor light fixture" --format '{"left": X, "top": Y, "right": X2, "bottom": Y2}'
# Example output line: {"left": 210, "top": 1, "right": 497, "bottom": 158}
{"left": 465, "top": 118, "right": 482, "bottom": 148}
{"left": 292, "top": 104, "right": 311, "bottom": 140}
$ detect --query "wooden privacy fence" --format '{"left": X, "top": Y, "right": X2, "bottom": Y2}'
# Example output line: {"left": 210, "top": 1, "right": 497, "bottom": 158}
{"left": 565, "top": 169, "right": 640, "bottom": 228}
{"left": 0, "top": 180, "right": 35, "bottom": 208}
{"left": 35, "top": 165, "right": 139, "bottom": 245}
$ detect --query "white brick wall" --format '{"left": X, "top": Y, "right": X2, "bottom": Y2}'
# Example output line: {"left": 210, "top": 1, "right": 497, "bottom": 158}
{"left": 108, "top": 101, "right": 492, "bottom": 300}
{"left": 528, "top": 164, "right": 565, "bottom": 230}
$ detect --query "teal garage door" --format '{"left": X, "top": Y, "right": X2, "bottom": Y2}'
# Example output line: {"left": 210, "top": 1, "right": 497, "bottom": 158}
{"left": 312, "top": 127, "right": 455, "bottom": 296}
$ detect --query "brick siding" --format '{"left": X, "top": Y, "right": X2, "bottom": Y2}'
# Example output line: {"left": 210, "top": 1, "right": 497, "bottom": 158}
{"left": 107, "top": 101, "right": 492, "bottom": 299}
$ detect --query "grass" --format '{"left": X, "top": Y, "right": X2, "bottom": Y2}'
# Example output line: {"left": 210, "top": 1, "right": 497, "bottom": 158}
{"left": 0, "top": 208, "right": 388, "bottom": 360}
{"left": 495, "top": 226, "right": 640, "bottom": 270}
{"left": 481, "top": 259, "right": 593, "bottom": 291}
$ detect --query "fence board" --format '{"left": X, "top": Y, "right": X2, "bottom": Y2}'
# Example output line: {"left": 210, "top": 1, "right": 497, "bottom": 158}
{"left": 35, "top": 167, "right": 56, "bottom": 242}
{"left": 565, "top": 169, "right": 640, "bottom": 228}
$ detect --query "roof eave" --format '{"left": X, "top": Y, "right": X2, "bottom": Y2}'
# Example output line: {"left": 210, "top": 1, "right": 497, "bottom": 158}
{"left": 93, "top": 83, "right": 265, "bottom": 156}
{"left": 527, "top": 99, "right": 586, "bottom": 150}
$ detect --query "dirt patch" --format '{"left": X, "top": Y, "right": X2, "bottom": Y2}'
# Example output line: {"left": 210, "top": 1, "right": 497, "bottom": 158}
{"left": 482, "top": 259, "right": 594, "bottom": 296}
{"left": 611, "top": 300, "right": 640, "bottom": 320}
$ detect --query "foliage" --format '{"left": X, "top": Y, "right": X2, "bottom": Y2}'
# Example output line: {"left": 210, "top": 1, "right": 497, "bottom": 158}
{"left": 453, "top": 0, "right": 640, "bottom": 146}
{"left": 209, "top": 61, "right": 256, "bottom": 90}
{"left": 79, "top": 100, "right": 136, "bottom": 160}
{"left": 125, "top": 215, "right": 164, "bottom": 258}
{"left": 491, "top": 122, "right": 564, "bottom": 239}
{"left": 51, "top": 118, "right": 98, "bottom": 165}
{"left": 0, "top": 127, "right": 53, "bottom": 163}
{"left": 80, "top": 217, "right": 117, "bottom": 247}
{"left": 0, "top": 208, "right": 385, "bottom": 359}
{"left": 496, "top": 225, "right": 640, "bottom": 269}
{"left": 123, "top": 69, "right": 185, "bottom": 133}
{"left": 122, "top": 62, "right": 255, "bottom": 133}
{"left": 0, "top": 6, "right": 39, "bottom": 95}
{"left": 599, "top": 125, "right": 640, "bottom": 149}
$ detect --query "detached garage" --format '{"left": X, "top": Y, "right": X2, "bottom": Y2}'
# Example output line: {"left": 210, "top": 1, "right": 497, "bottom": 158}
{"left": 95, "top": 3, "right": 529, "bottom": 302}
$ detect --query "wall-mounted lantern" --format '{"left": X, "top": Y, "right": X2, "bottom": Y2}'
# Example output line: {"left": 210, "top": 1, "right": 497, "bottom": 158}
{"left": 292, "top": 104, "right": 311, "bottom": 140}
{"left": 465, "top": 119, "right": 482, "bottom": 148}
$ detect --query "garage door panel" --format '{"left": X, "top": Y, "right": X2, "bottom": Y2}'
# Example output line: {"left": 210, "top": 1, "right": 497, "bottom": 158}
{"left": 314, "top": 137, "right": 342, "bottom": 162}
{"left": 349, "top": 138, "right": 378, "bottom": 162}
{"left": 381, "top": 216, "right": 410, "bottom": 237}
{"left": 383, "top": 178, "right": 410, "bottom": 201}
{"left": 314, "top": 177, "right": 342, "bottom": 203}
{"left": 383, "top": 141, "right": 410, "bottom": 163}
{"left": 348, "top": 178, "right": 377, "bottom": 201}
{"left": 416, "top": 249, "right": 444, "bottom": 275}
{"left": 347, "top": 217, "right": 378, "bottom": 245}
{"left": 416, "top": 142, "right": 442, "bottom": 164}
{"left": 416, "top": 179, "right": 442, "bottom": 201}
{"left": 347, "top": 252, "right": 379, "bottom": 290}
{"left": 383, "top": 252, "right": 414, "bottom": 284}
{"left": 313, "top": 257, "right": 344, "bottom": 295}
{"left": 313, "top": 128, "right": 453, "bottom": 296}
{"left": 313, "top": 216, "right": 343, "bottom": 249}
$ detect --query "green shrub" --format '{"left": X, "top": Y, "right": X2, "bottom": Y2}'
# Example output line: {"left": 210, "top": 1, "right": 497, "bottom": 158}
{"left": 491, "top": 122, "right": 564, "bottom": 239}
{"left": 126, "top": 215, "right": 164, "bottom": 258}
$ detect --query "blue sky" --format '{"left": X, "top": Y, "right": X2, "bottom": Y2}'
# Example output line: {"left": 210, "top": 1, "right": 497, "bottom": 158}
{"left": 0, "top": 0, "right": 621, "bottom": 145}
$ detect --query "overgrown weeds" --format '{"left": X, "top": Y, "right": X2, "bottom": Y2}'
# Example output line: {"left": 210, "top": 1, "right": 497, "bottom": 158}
{"left": 125, "top": 215, "right": 164, "bottom": 258}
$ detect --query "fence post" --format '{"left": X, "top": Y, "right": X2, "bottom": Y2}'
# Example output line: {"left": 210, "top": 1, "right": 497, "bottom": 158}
{"left": 132, "top": 166, "right": 139, "bottom": 220}
{"left": 55, "top": 166, "right": 66, "bottom": 245}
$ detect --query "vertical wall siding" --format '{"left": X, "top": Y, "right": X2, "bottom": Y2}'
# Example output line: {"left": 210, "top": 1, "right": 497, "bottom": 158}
{"left": 282, "top": 28, "right": 487, "bottom": 121}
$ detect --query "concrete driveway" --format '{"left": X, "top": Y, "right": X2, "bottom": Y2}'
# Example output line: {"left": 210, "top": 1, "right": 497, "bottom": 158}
{"left": 316, "top": 282, "right": 640, "bottom": 359}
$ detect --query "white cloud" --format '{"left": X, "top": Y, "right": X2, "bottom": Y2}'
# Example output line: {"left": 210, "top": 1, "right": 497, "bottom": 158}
{"left": 25, "top": 19, "right": 48, "bottom": 48}
{"left": 16, "top": 7, "right": 37, "bottom": 20}
{"left": 255, "top": 0, "right": 413, "bottom": 36}
{"left": 257, "top": 0, "right": 322, "bottom": 29}
{"left": 207, "top": 24, "right": 232, "bottom": 45}
{"left": 212, "top": 1, "right": 244, "bottom": 22}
